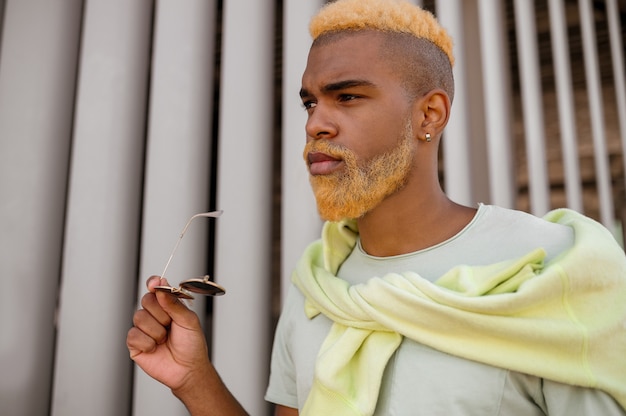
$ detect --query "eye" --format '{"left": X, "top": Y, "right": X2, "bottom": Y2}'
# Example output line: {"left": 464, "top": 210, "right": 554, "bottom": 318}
{"left": 301, "top": 100, "right": 317, "bottom": 110}
{"left": 338, "top": 94, "right": 358, "bottom": 102}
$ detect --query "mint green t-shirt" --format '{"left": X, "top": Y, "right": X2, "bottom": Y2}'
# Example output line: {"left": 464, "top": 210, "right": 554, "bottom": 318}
{"left": 265, "top": 205, "right": 625, "bottom": 415}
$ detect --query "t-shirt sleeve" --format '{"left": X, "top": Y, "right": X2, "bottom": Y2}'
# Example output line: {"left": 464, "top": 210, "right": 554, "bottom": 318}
{"left": 265, "top": 285, "right": 300, "bottom": 409}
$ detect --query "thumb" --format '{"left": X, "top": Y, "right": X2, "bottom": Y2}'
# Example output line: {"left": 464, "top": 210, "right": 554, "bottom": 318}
{"left": 146, "top": 275, "right": 170, "bottom": 292}
{"left": 154, "top": 285, "right": 201, "bottom": 330}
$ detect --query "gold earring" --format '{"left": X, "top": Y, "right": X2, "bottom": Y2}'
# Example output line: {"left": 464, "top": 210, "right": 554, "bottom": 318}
{"left": 425, "top": 133, "right": 431, "bottom": 142}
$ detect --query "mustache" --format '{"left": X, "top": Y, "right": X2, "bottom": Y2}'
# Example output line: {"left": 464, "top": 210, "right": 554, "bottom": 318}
{"left": 303, "top": 140, "right": 351, "bottom": 160}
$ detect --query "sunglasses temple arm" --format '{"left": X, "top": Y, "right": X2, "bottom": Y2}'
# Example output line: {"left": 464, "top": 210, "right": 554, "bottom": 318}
{"left": 160, "top": 210, "right": 223, "bottom": 279}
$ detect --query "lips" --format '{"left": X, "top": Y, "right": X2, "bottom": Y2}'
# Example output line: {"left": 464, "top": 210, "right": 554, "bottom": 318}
{"left": 307, "top": 151, "right": 343, "bottom": 175}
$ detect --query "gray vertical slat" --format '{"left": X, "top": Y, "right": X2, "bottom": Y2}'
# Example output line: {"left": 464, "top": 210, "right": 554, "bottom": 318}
{"left": 132, "top": 0, "right": 217, "bottom": 414}
{"left": 478, "top": 0, "right": 516, "bottom": 208}
{"left": 606, "top": 0, "right": 626, "bottom": 192}
{"left": 547, "top": 0, "right": 583, "bottom": 212}
{"left": 462, "top": 0, "right": 491, "bottom": 205}
{"left": 212, "top": 0, "right": 275, "bottom": 413}
{"left": 0, "top": 1, "right": 82, "bottom": 414}
{"left": 50, "top": 1, "right": 153, "bottom": 415}
{"left": 281, "top": 0, "right": 324, "bottom": 306}
{"left": 578, "top": 0, "right": 614, "bottom": 228}
{"left": 0, "top": 0, "right": 6, "bottom": 58}
{"left": 437, "top": 0, "right": 475, "bottom": 206}
{"left": 514, "top": 0, "right": 551, "bottom": 215}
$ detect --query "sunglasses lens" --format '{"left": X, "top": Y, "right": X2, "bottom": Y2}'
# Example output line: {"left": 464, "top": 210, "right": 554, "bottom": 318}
{"left": 154, "top": 285, "right": 195, "bottom": 300}
{"left": 180, "top": 276, "right": 226, "bottom": 296}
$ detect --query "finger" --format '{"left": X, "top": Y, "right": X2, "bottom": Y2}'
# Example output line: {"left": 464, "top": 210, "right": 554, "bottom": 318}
{"left": 132, "top": 308, "right": 169, "bottom": 345}
{"left": 155, "top": 290, "right": 202, "bottom": 331}
{"left": 146, "top": 275, "right": 169, "bottom": 292}
{"left": 127, "top": 326, "right": 159, "bottom": 358}
{"left": 140, "top": 291, "right": 172, "bottom": 327}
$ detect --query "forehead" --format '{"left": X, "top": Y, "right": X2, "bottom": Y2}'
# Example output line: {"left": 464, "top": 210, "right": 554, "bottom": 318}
{"left": 302, "top": 31, "right": 398, "bottom": 88}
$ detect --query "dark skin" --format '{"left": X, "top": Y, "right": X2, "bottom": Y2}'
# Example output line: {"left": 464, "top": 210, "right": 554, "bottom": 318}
{"left": 126, "top": 30, "right": 474, "bottom": 416}
{"left": 127, "top": 276, "right": 248, "bottom": 416}
{"left": 301, "top": 30, "right": 474, "bottom": 257}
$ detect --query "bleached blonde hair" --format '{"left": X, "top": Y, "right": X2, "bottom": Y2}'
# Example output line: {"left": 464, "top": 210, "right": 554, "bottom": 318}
{"left": 310, "top": 0, "right": 454, "bottom": 66}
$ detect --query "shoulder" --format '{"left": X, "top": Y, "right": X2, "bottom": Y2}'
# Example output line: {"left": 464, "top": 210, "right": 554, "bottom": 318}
{"left": 472, "top": 205, "right": 575, "bottom": 262}
{"left": 480, "top": 204, "right": 562, "bottom": 228}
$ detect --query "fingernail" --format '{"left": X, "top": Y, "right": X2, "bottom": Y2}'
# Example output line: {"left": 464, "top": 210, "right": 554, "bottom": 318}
{"left": 146, "top": 275, "right": 160, "bottom": 289}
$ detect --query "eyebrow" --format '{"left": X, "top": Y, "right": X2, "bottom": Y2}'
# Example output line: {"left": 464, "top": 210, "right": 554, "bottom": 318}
{"left": 299, "top": 79, "right": 377, "bottom": 98}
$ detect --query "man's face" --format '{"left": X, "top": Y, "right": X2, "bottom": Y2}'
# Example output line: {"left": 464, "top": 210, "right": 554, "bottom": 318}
{"left": 300, "top": 31, "right": 417, "bottom": 221}
{"left": 303, "top": 120, "right": 415, "bottom": 221}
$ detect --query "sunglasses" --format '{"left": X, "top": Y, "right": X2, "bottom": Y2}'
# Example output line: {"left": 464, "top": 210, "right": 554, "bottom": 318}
{"left": 153, "top": 211, "right": 226, "bottom": 299}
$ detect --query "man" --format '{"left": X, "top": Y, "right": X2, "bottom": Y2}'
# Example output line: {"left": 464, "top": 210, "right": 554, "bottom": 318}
{"left": 127, "top": 0, "right": 626, "bottom": 415}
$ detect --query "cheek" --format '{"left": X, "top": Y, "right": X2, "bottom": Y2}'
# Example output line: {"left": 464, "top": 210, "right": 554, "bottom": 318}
{"left": 352, "top": 117, "right": 406, "bottom": 160}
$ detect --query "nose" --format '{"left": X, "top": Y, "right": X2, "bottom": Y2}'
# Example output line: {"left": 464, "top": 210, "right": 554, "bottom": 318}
{"left": 305, "top": 104, "right": 337, "bottom": 141}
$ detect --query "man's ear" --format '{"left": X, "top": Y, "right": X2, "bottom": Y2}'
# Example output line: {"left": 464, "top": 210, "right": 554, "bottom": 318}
{"left": 411, "top": 89, "right": 451, "bottom": 140}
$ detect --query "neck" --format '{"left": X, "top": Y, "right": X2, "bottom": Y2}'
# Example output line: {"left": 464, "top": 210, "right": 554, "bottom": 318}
{"left": 356, "top": 186, "right": 477, "bottom": 257}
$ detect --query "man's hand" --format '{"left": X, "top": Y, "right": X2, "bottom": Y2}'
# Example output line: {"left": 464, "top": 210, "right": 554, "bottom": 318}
{"left": 127, "top": 276, "right": 210, "bottom": 391}
{"left": 127, "top": 276, "right": 248, "bottom": 415}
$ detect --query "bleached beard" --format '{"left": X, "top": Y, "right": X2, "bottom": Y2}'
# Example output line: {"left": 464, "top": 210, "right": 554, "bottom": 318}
{"left": 304, "top": 119, "right": 416, "bottom": 222}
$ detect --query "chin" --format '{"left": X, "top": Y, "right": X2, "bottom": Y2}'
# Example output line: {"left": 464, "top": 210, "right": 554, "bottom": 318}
{"left": 315, "top": 202, "right": 370, "bottom": 222}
